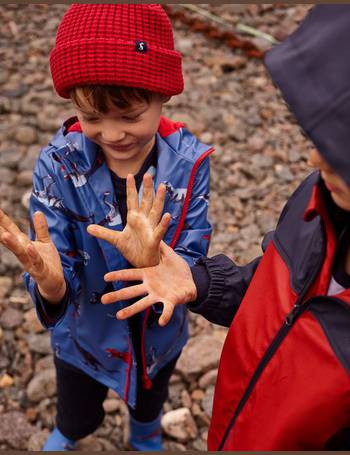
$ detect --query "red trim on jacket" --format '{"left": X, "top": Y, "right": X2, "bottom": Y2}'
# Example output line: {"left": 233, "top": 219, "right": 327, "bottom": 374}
{"left": 158, "top": 116, "right": 185, "bottom": 137}
{"left": 303, "top": 185, "right": 336, "bottom": 299}
{"left": 304, "top": 185, "right": 327, "bottom": 221}
{"left": 67, "top": 120, "right": 82, "bottom": 133}
{"left": 105, "top": 348, "right": 131, "bottom": 363}
{"left": 124, "top": 337, "right": 133, "bottom": 402}
{"left": 140, "top": 142, "right": 213, "bottom": 387}
{"left": 140, "top": 146, "right": 214, "bottom": 387}
{"left": 170, "top": 147, "right": 214, "bottom": 248}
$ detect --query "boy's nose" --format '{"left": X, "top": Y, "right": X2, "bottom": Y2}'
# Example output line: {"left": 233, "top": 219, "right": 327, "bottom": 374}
{"left": 101, "top": 128, "right": 126, "bottom": 144}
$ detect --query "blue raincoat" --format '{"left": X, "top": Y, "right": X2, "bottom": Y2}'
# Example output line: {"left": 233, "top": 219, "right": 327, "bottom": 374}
{"left": 24, "top": 116, "right": 213, "bottom": 407}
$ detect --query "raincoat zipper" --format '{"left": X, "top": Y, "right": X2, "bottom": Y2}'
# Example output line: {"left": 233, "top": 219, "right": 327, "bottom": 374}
{"left": 218, "top": 244, "right": 325, "bottom": 450}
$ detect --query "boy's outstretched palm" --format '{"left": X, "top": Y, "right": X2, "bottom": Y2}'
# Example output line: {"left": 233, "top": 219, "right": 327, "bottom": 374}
{"left": 0, "top": 210, "right": 66, "bottom": 303}
{"left": 100, "top": 242, "right": 197, "bottom": 326}
{"left": 87, "top": 174, "right": 171, "bottom": 268}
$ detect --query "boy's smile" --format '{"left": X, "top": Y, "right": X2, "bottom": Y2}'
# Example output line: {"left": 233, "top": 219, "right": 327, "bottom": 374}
{"left": 73, "top": 88, "right": 167, "bottom": 177}
{"left": 309, "top": 148, "right": 350, "bottom": 211}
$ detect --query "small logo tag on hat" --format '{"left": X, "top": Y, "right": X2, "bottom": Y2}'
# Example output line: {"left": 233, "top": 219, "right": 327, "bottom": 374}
{"left": 135, "top": 41, "right": 148, "bottom": 53}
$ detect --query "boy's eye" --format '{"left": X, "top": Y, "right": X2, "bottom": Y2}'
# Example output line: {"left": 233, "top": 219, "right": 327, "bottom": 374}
{"left": 82, "top": 116, "right": 99, "bottom": 122}
{"left": 122, "top": 114, "right": 142, "bottom": 122}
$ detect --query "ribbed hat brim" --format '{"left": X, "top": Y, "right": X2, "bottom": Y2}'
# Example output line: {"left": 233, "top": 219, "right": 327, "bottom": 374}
{"left": 50, "top": 39, "right": 184, "bottom": 98}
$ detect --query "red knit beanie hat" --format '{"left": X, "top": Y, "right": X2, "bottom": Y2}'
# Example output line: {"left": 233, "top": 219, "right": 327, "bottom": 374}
{"left": 50, "top": 4, "right": 184, "bottom": 98}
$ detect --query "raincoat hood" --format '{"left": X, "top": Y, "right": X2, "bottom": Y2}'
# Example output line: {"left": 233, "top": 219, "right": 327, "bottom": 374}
{"left": 265, "top": 5, "right": 350, "bottom": 187}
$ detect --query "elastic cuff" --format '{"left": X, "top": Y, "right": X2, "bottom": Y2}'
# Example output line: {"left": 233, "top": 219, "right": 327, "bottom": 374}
{"left": 188, "top": 262, "right": 210, "bottom": 307}
{"left": 188, "top": 256, "right": 227, "bottom": 311}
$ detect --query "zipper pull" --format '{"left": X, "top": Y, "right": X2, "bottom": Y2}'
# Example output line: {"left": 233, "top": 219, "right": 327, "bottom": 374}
{"left": 285, "top": 303, "right": 303, "bottom": 326}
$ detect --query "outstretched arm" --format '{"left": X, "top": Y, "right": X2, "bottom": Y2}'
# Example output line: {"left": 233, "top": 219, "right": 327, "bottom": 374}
{"left": 0, "top": 209, "right": 66, "bottom": 303}
{"left": 101, "top": 241, "right": 197, "bottom": 326}
{"left": 99, "top": 231, "right": 274, "bottom": 327}
{"left": 22, "top": 150, "right": 85, "bottom": 328}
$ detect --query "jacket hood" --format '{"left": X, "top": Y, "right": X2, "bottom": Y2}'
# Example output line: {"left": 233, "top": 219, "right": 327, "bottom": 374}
{"left": 265, "top": 5, "right": 350, "bottom": 187}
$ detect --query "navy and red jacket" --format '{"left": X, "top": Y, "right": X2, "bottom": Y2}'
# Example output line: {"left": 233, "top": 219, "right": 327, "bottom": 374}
{"left": 189, "top": 5, "right": 350, "bottom": 450}
{"left": 191, "top": 173, "right": 350, "bottom": 450}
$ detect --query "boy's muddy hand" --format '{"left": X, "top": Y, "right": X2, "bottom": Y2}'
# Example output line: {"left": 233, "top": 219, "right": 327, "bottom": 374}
{"left": 0, "top": 209, "right": 66, "bottom": 303}
{"left": 87, "top": 173, "right": 171, "bottom": 268}
{"left": 101, "top": 242, "right": 197, "bottom": 326}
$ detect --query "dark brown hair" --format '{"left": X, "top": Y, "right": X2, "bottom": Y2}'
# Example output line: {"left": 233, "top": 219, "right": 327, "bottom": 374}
{"left": 70, "top": 85, "right": 155, "bottom": 113}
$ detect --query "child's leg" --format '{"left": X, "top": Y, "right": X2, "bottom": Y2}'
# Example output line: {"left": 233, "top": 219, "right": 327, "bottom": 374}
{"left": 128, "top": 354, "right": 180, "bottom": 451}
{"left": 43, "top": 356, "right": 108, "bottom": 450}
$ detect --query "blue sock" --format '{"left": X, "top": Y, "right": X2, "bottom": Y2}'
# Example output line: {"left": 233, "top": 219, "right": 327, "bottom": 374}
{"left": 43, "top": 427, "right": 76, "bottom": 451}
{"left": 129, "top": 414, "right": 163, "bottom": 451}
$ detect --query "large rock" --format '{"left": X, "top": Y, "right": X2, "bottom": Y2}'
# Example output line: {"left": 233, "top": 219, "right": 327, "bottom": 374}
{"left": 198, "top": 368, "right": 218, "bottom": 389}
{"left": 27, "top": 332, "right": 51, "bottom": 354}
{"left": 21, "top": 190, "right": 32, "bottom": 210}
{"left": 34, "top": 354, "right": 54, "bottom": 372}
{"left": 76, "top": 435, "right": 118, "bottom": 451}
{"left": 176, "top": 38, "right": 193, "bottom": 55}
{"left": 0, "top": 168, "right": 15, "bottom": 185}
{"left": 0, "top": 277, "right": 12, "bottom": 299}
{"left": 27, "top": 429, "right": 49, "bottom": 451}
{"left": 202, "top": 385, "right": 215, "bottom": 418}
{"left": 26, "top": 368, "right": 56, "bottom": 402}
{"left": 14, "top": 125, "right": 37, "bottom": 145}
{"left": 192, "top": 437, "right": 207, "bottom": 451}
{"left": 0, "top": 411, "right": 35, "bottom": 449}
{"left": 1, "top": 251, "right": 20, "bottom": 271}
{"left": 0, "top": 373, "right": 14, "bottom": 388}
{"left": 0, "top": 307, "right": 23, "bottom": 329}
{"left": 176, "top": 335, "right": 224, "bottom": 380}
{"left": 16, "top": 170, "right": 33, "bottom": 186}
{"left": 161, "top": 408, "right": 198, "bottom": 442}
{"left": 18, "top": 146, "right": 40, "bottom": 172}
{"left": 0, "top": 145, "right": 23, "bottom": 169}
{"left": 24, "top": 307, "right": 44, "bottom": 334}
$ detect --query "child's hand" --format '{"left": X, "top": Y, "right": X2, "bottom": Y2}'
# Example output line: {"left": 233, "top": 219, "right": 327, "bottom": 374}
{"left": 0, "top": 209, "right": 66, "bottom": 303}
{"left": 100, "top": 242, "right": 197, "bottom": 326}
{"left": 87, "top": 173, "right": 171, "bottom": 268}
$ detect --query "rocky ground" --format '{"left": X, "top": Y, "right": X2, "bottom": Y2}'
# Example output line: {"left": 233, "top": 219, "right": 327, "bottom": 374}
{"left": 0, "top": 4, "right": 312, "bottom": 451}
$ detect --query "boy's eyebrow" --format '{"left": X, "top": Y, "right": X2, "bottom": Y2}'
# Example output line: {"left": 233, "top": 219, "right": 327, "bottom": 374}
{"left": 122, "top": 105, "right": 148, "bottom": 115}
{"left": 74, "top": 105, "right": 99, "bottom": 115}
{"left": 75, "top": 104, "right": 148, "bottom": 115}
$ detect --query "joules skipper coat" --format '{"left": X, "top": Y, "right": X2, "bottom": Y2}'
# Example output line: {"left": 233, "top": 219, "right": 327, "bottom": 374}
{"left": 24, "top": 116, "right": 213, "bottom": 408}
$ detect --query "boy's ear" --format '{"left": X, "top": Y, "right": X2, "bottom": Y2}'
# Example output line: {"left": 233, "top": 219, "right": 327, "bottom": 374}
{"left": 162, "top": 95, "right": 171, "bottom": 104}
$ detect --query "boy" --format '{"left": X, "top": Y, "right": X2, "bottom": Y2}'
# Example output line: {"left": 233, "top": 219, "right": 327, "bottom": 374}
{"left": 0, "top": 4, "right": 212, "bottom": 451}
{"left": 97, "top": 5, "right": 350, "bottom": 450}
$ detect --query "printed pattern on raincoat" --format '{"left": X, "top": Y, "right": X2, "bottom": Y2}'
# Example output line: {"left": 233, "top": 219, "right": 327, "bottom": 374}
{"left": 24, "top": 116, "right": 213, "bottom": 407}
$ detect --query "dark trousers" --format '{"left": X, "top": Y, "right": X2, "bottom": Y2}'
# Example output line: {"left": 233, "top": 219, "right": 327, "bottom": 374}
{"left": 55, "top": 354, "right": 179, "bottom": 441}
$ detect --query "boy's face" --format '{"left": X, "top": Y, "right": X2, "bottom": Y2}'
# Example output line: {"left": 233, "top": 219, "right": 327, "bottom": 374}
{"left": 309, "top": 149, "right": 350, "bottom": 211}
{"left": 73, "top": 89, "right": 166, "bottom": 172}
